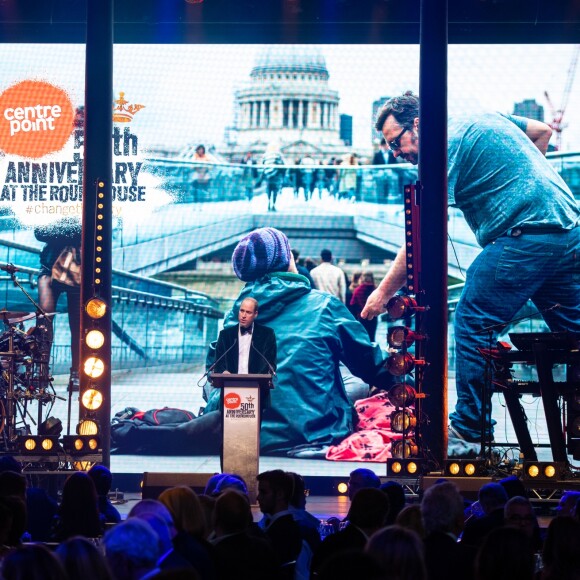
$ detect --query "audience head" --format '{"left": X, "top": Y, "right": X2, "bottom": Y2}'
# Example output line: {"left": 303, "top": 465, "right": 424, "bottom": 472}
{"left": 288, "top": 471, "right": 308, "bottom": 510}
{"left": 158, "top": 485, "right": 206, "bottom": 538}
{"left": 138, "top": 512, "right": 174, "bottom": 554}
{"left": 128, "top": 498, "right": 176, "bottom": 537}
{"left": 542, "top": 515, "right": 580, "bottom": 577}
{"left": 380, "top": 480, "right": 406, "bottom": 523}
{"left": 366, "top": 525, "right": 427, "bottom": 580}
{"left": 478, "top": 482, "right": 508, "bottom": 514}
{"left": 0, "top": 471, "right": 26, "bottom": 499}
{"left": 361, "top": 272, "right": 375, "bottom": 285}
{"left": 103, "top": 518, "right": 161, "bottom": 580}
{"left": 2, "top": 543, "right": 67, "bottom": 580}
{"left": 232, "top": 227, "right": 292, "bottom": 282}
{"left": 197, "top": 494, "right": 216, "bottom": 539}
{"left": 214, "top": 490, "right": 253, "bottom": 535}
{"left": 212, "top": 474, "right": 248, "bottom": 497}
{"left": 0, "top": 455, "right": 22, "bottom": 474}
{"left": 203, "top": 473, "right": 227, "bottom": 496}
{"left": 88, "top": 464, "right": 114, "bottom": 497}
{"left": 348, "top": 468, "right": 381, "bottom": 501}
{"left": 347, "top": 488, "right": 390, "bottom": 532}
{"left": 395, "top": 504, "right": 426, "bottom": 538}
{"left": 421, "top": 481, "right": 464, "bottom": 537}
{"left": 556, "top": 490, "right": 580, "bottom": 517}
{"left": 498, "top": 475, "right": 527, "bottom": 499}
{"left": 474, "top": 527, "right": 534, "bottom": 580}
{"left": 504, "top": 496, "right": 537, "bottom": 539}
{"left": 256, "top": 469, "right": 294, "bottom": 515}
{"left": 56, "top": 536, "right": 112, "bottom": 580}
{"left": 320, "top": 249, "right": 332, "bottom": 263}
{"left": 0, "top": 495, "right": 26, "bottom": 546}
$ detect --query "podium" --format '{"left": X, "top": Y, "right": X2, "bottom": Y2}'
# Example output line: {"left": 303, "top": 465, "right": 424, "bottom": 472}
{"left": 210, "top": 373, "right": 273, "bottom": 503}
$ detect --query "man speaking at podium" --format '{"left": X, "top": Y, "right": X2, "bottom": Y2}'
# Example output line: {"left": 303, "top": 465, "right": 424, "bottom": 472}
{"left": 213, "top": 297, "right": 277, "bottom": 375}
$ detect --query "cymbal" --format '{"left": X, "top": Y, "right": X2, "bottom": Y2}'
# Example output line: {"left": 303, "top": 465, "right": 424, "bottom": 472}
{"left": 0, "top": 311, "right": 30, "bottom": 322}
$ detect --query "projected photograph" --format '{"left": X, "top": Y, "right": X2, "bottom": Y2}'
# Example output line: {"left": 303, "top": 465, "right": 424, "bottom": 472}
{"left": 0, "top": 43, "right": 578, "bottom": 474}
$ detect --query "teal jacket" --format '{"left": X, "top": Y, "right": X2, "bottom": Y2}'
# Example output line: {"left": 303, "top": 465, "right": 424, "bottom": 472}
{"left": 206, "top": 271, "right": 393, "bottom": 454}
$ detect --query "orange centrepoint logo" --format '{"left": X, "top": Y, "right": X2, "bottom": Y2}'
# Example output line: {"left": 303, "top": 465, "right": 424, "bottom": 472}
{"left": 224, "top": 393, "right": 242, "bottom": 410}
{"left": 0, "top": 80, "right": 75, "bottom": 159}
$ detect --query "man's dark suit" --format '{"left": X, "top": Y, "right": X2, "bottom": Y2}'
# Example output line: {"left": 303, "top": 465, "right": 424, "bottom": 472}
{"left": 214, "top": 323, "right": 277, "bottom": 374}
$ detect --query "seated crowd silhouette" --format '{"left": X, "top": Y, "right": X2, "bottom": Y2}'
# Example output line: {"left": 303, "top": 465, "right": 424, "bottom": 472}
{"left": 0, "top": 457, "right": 578, "bottom": 580}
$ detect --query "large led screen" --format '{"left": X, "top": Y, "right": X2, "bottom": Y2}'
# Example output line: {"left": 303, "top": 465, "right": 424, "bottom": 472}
{"left": 0, "top": 44, "right": 578, "bottom": 476}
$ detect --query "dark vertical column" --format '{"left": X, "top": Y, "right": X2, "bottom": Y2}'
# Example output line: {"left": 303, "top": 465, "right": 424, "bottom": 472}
{"left": 419, "top": 0, "right": 448, "bottom": 465}
{"left": 82, "top": 0, "right": 113, "bottom": 466}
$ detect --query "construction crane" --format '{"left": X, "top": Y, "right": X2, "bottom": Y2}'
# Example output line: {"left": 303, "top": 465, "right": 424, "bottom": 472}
{"left": 544, "top": 44, "right": 580, "bottom": 151}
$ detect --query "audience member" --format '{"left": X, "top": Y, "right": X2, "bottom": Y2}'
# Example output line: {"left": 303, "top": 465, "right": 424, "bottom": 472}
{"left": 317, "top": 551, "right": 384, "bottom": 580}
{"left": 556, "top": 490, "right": 580, "bottom": 517}
{"left": 2, "top": 543, "right": 67, "bottom": 580}
{"left": 348, "top": 468, "right": 381, "bottom": 501}
{"left": 211, "top": 489, "right": 277, "bottom": 580}
{"left": 56, "top": 536, "right": 113, "bottom": 580}
{"left": 474, "top": 527, "right": 535, "bottom": 580}
{"left": 504, "top": 495, "right": 543, "bottom": 553}
{"left": 88, "top": 464, "right": 122, "bottom": 524}
{"left": 311, "top": 488, "right": 390, "bottom": 576}
{"left": 380, "top": 480, "right": 406, "bottom": 525}
{"left": 287, "top": 471, "right": 321, "bottom": 550}
{"left": 103, "top": 518, "right": 161, "bottom": 580}
{"left": 498, "top": 475, "right": 528, "bottom": 500}
{"left": 0, "top": 495, "right": 26, "bottom": 549}
{"left": 541, "top": 516, "right": 580, "bottom": 580}
{"left": 256, "top": 469, "right": 303, "bottom": 573}
{"left": 211, "top": 474, "right": 248, "bottom": 497}
{"left": 366, "top": 525, "right": 427, "bottom": 580}
{"left": 421, "top": 481, "right": 474, "bottom": 580}
{"left": 395, "top": 504, "right": 425, "bottom": 538}
{"left": 461, "top": 482, "right": 508, "bottom": 549}
{"left": 51, "top": 471, "right": 104, "bottom": 541}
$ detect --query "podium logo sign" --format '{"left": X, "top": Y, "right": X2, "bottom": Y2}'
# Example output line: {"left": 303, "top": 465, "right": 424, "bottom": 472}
{"left": 224, "top": 393, "right": 241, "bottom": 410}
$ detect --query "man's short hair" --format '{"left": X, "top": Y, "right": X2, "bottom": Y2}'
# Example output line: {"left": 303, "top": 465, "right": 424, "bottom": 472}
{"left": 347, "top": 488, "right": 390, "bottom": 529}
{"left": 320, "top": 249, "right": 332, "bottom": 262}
{"left": 241, "top": 297, "right": 259, "bottom": 314}
{"left": 375, "top": 91, "right": 419, "bottom": 134}
{"left": 103, "top": 518, "right": 160, "bottom": 569}
{"left": 350, "top": 468, "right": 381, "bottom": 488}
{"left": 478, "top": 482, "right": 508, "bottom": 514}
{"left": 421, "top": 481, "right": 464, "bottom": 535}
{"left": 257, "top": 469, "right": 294, "bottom": 502}
{"left": 88, "top": 464, "right": 113, "bottom": 496}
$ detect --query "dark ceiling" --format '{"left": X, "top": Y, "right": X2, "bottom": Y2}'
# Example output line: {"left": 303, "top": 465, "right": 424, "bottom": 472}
{"left": 1, "top": 0, "right": 580, "bottom": 44}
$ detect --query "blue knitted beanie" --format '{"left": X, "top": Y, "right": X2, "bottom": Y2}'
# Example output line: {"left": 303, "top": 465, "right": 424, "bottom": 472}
{"left": 232, "top": 227, "right": 291, "bottom": 282}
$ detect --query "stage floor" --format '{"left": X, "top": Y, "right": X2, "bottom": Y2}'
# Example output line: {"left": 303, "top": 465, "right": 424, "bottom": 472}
{"left": 36, "top": 360, "right": 560, "bottom": 480}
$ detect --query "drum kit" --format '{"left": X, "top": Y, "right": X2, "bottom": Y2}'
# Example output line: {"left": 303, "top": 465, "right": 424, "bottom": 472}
{"left": 0, "top": 308, "right": 62, "bottom": 449}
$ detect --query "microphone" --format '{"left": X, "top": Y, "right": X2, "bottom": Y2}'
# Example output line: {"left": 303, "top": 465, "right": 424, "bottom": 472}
{"left": 251, "top": 342, "right": 276, "bottom": 377}
{"left": 207, "top": 338, "right": 238, "bottom": 377}
{"left": 0, "top": 264, "right": 18, "bottom": 273}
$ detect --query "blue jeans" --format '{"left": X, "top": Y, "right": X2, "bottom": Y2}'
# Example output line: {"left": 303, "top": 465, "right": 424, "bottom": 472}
{"left": 450, "top": 227, "right": 580, "bottom": 441}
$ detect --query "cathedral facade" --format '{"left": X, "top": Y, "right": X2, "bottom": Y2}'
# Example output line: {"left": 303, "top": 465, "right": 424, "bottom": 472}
{"left": 220, "top": 46, "right": 349, "bottom": 162}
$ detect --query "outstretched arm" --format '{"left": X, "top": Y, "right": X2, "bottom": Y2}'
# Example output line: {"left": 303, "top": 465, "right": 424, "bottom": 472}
{"left": 360, "top": 245, "right": 408, "bottom": 320}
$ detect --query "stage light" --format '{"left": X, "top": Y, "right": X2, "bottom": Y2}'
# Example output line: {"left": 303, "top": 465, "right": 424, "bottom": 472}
{"left": 387, "top": 383, "right": 416, "bottom": 408}
{"left": 38, "top": 416, "right": 63, "bottom": 436}
{"left": 337, "top": 482, "right": 348, "bottom": 494}
{"left": 387, "top": 458, "right": 427, "bottom": 476}
{"left": 391, "top": 439, "right": 418, "bottom": 458}
{"left": 385, "top": 295, "right": 417, "bottom": 320}
{"left": 18, "top": 435, "right": 61, "bottom": 454}
{"left": 523, "top": 461, "right": 564, "bottom": 481}
{"left": 81, "top": 388, "right": 103, "bottom": 411}
{"left": 387, "top": 326, "right": 425, "bottom": 349}
{"left": 386, "top": 352, "right": 416, "bottom": 376}
{"left": 85, "top": 298, "right": 107, "bottom": 319}
{"left": 73, "top": 461, "right": 94, "bottom": 472}
{"left": 443, "top": 459, "right": 486, "bottom": 477}
{"left": 85, "top": 329, "right": 105, "bottom": 349}
{"left": 77, "top": 419, "right": 99, "bottom": 435}
{"left": 62, "top": 435, "right": 101, "bottom": 455}
{"left": 83, "top": 356, "right": 105, "bottom": 378}
{"left": 391, "top": 410, "right": 417, "bottom": 433}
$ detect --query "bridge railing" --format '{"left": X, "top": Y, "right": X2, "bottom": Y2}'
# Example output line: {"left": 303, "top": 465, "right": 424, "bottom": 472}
{"left": 146, "top": 150, "right": 580, "bottom": 205}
